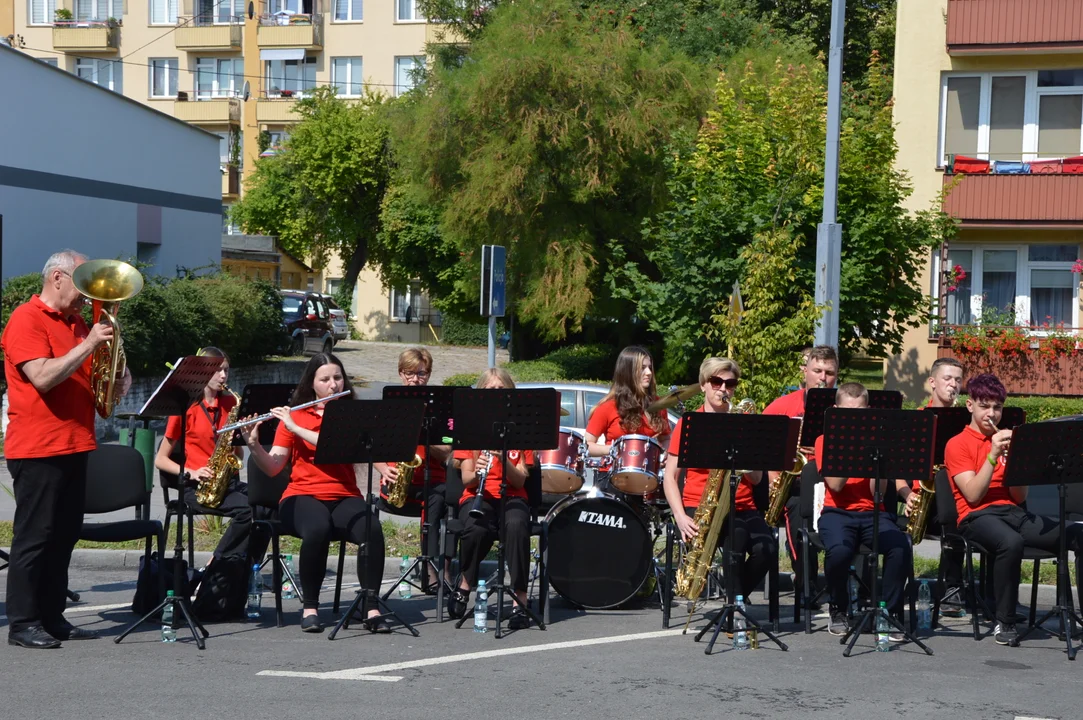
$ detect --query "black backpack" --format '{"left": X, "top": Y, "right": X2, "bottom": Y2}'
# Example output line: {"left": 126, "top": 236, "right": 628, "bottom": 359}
{"left": 192, "top": 554, "right": 251, "bottom": 621}
{"left": 132, "top": 552, "right": 191, "bottom": 619}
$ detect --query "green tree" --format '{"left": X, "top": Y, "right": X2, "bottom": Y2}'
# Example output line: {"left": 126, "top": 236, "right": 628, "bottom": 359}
{"left": 230, "top": 88, "right": 391, "bottom": 297}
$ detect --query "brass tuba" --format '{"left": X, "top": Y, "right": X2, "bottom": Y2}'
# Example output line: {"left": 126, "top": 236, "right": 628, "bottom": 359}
{"left": 387, "top": 454, "right": 423, "bottom": 508}
{"left": 905, "top": 472, "right": 937, "bottom": 544}
{"left": 72, "top": 259, "right": 144, "bottom": 418}
{"left": 197, "top": 384, "right": 243, "bottom": 509}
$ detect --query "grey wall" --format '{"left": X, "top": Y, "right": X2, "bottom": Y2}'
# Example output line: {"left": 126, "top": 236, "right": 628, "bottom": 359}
{"left": 0, "top": 47, "right": 222, "bottom": 280}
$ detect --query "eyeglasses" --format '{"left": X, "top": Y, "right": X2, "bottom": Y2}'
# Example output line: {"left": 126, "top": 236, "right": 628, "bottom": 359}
{"left": 402, "top": 370, "right": 430, "bottom": 379}
{"left": 708, "top": 376, "right": 739, "bottom": 389}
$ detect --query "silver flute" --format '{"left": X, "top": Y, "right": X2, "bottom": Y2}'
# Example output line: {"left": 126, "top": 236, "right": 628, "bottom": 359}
{"left": 215, "top": 390, "right": 353, "bottom": 435}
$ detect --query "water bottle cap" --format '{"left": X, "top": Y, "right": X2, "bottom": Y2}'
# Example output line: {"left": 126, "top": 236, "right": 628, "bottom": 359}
{"left": 478, "top": 579, "right": 486, "bottom": 587}
{"left": 736, "top": 595, "right": 743, "bottom": 601}
{"left": 166, "top": 590, "right": 174, "bottom": 597}
{"left": 878, "top": 601, "right": 886, "bottom": 607}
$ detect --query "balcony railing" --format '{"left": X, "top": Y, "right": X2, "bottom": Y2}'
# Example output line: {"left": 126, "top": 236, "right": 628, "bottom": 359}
{"left": 173, "top": 96, "right": 241, "bottom": 123}
{"left": 938, "top": 327, "right": 1083, "bottom": 395}
{"left": 256, "top": 95, "right": 300, "bottom": 123}
{"left": 52, "top": 20, "right": 119, "bottom": 52}
{"left": 175, "top": 15, "right": 242, "bottom": 50}
{"left": 947, "top": 0, "right": 1083, "bottom": 53}
{"left": 942, "top": 172, "right": 1083, "bottom": 225}
{"left": 256, "top": 13, "right": 323, "bottom": 49}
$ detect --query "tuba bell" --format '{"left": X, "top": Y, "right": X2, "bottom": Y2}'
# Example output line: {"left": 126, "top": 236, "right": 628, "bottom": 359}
{"left": 71, "top": 259, "right": 144, "bottom": 418}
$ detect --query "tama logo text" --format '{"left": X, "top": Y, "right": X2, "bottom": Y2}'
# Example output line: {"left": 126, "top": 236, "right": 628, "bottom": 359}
{"left": 578, "top": 511, "right": 627, "bottom": 529}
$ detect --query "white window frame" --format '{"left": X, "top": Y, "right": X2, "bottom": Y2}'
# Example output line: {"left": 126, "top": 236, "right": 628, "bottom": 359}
{"left": 393, "top": 55, "right": 424, "bottom": 97}
{"left": 938, "top": 71, "right": 1083, "bottom": 167}
{"left": 389, "top": 285, "right": 421, "bottom": 322}
{"left": 149, "top": 0, "right": 178, "bottom": 25}
{"left": 76, "top": 58, "right": 121, "bottom": 93}
{"left": 29, "top": 0, "right": 57, "bottom": 26}
{"left": 333, "top": 0, "right": 362, "bottom": 22}
{"left": 265, "top": 57, "right": 316, "bottom": 98}
{"left": 196, "top": 57, "right": 243, "bottom": 99}
{"left": 331, "top": 56, "right": 363, "bottom": 97}
{"left": 148, "top": 57, "right": 178, "bottom": 98}
{"left": 39, "top": 57, "right": 60, "bottom": 67}
{"left": 936, "top": 242, "right": 1081, "bottom": 332}
{"left": 396, "top": 0, "right": 423, "bottom": 22}
{"left": 74, "top": 0, "right": 122, "bottom": 20}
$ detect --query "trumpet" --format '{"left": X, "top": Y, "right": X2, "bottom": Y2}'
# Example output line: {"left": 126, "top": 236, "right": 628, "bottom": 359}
{"left": 215, "top": 390, "right": 353, "bottom": 434}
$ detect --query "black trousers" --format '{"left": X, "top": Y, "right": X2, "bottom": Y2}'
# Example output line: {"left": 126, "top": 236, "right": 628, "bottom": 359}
{"left": 459, "top": 498, "right": 530, "bottom": 593}
{"left": 406, "top": 483, "right": 452, "bottom": 560}
{"left": 6, "top": 453, "right": 88, "bottom": 635}
{"left": 279, "top": 495, "right": 385, "bottom": 610}
{"left": 183, "top": 482, "right": 272, "bottom": 564}
{"left": 684, "top": 507, "right": 777, "bottom": 600}
{"left": 960, "top": 504, "right": 1060, "bottom": 625}
{"left": 819, "top": 508, "right": 912, "bottom": 615}
{"left": 897, "top": 514, "right": 964, "bottom": 595}
{"left": 783, "top": 485, "right": 820, "bottom": 595}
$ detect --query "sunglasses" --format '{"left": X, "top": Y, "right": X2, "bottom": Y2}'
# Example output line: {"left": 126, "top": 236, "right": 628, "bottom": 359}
{"left": 708, "top": 376, "right": 739, "bottom": 390}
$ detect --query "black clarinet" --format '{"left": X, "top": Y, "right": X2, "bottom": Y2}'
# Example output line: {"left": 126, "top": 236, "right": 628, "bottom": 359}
{"left": 468, "top": 450, "right": 494, "bottom": 519}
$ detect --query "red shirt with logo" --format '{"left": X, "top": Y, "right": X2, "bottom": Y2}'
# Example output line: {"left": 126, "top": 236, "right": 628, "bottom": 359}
{"left": 814, "top": 435, "right": 881, "bottom": 512}
{"left": 274, "top": 404, "right": 360, "bottom": 502}
{"left": 586, "top": 397, "right": 663, "bottom": 442}
{"left": 1, "top": 295, "right": 96, "bottom": 459}
{"left": 764, "top": 389, "right": 818, "bottom": 464}
{"left": 458, "top": 449, "right": 534, "bottom": 503}
{"left": 164, "top": 393, "right": 238, "bottom": 471}
{"left": 944, "top": 424, "right": 1014, "bottom": 524}
{"left": 668, "top": 408, "right": 756, "bottom": 511}
{"left": 390, "top": 444, "right": 446, "bottom": 486}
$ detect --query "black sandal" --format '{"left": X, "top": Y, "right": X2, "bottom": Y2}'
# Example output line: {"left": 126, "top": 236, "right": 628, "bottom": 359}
{"left": 363, "top": 616, "right": 392, "bottom": 634}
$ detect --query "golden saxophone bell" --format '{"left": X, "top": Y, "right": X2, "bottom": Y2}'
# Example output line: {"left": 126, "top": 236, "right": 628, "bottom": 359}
{"left": 71, "top": 259, "right": 144, "bottom": 418}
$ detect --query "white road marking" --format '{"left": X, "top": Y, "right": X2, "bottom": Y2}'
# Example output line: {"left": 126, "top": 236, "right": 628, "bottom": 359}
{"left": 258, "top": 628, "right": 686, "bottom": 682}
{"left": 1015, "top": 716, "right": 1057, "bottom": 720}
{"left": 64, "top": 602, "right": 133, "bottom": 615}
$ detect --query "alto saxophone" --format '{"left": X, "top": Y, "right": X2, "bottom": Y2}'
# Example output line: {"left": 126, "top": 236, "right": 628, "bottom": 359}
{"left": 387, "top": 453, "right": 424, "bottom": 508}
{"left": 906, "top": 471, "right": 938, "bottom": 544}
{"left": 197, "top": 384, "right": 243, "bottom": 509}
{"left": 765, "top": 382, "right": 824, "bottom": 526}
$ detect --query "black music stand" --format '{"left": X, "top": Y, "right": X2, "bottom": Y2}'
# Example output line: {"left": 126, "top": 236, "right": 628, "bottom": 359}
{"left": 801, "top": 389, "right": 903, "bottom": 447}
{"left": 451, "top": 387, "right": 559, "bottom": 639}
{"left": 115, "top": 355, "right": 224, "bottom": 649}
{"left": 820, "top": 408, "right": 936, "bottom": 657}
{"left": 232, "top": 383, "right": 295, "bottom": 447}
{"left": 381, "top": 385, "right": 456, "bottom": 616}
{"left": 1004, "top": 419, "right": 1083, "bottom": 660}
{"left": 319, "top": 399, "right": 426, "bottom": 641}
{"left": 680, "top": 411, "right": 796, "bottom": 654}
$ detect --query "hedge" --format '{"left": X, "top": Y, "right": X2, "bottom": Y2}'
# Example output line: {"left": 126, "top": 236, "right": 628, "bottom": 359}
{"left": 1, "top": 271, "right": 286, "bottom": 377}
{"left": 440, "top": 314, "right": 506, "bottom": 347}
{"left": 442, "top": 344, "right": 617, "bottom": 387}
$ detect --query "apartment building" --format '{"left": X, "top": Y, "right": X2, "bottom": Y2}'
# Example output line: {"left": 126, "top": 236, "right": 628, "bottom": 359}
{"left": 888, "top": 0, "right": 1083, "bottom": 398}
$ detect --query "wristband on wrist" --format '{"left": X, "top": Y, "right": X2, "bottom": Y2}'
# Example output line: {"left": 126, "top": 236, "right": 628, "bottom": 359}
{"left": 987, "top": 454, "right": 997, "bottom": 468}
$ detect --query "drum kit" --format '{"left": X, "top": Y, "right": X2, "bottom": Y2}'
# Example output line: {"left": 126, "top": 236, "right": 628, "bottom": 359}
{"left": 539, "top": 384, "right": 701, "bottom": 610}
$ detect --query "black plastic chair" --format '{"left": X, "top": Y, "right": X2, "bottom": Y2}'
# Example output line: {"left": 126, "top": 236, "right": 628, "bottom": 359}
{"left": 79, "top": 444, "right": 165, "bottom": 578}
{"left": 158, "top": 438, "right": 235, "bottom": 568}
{"left": 246, "top": 453, "right": 348, "bottom": 628}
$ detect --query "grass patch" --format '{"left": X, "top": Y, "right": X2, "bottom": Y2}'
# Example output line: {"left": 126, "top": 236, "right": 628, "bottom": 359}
{"left": 839, "top": 359, "right": 885, "bottom": 391}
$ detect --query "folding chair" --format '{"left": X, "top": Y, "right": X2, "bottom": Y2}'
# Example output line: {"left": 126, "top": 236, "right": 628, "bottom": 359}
{"left": 158, "top": 438, "right": 235, "bottom": 568}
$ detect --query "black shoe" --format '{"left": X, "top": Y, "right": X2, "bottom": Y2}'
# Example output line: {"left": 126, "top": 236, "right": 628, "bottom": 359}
{"left": 828, "top": 608, "right": 848, "bottom": 636}
{"left": 46, "top": 624, "right": 99, "bottom": 641}
{"left": 301, "top": 614, "right": 324, "bottom": 633}
{"left": 447, "top": 589, "right": 469, "bottom": 619}
{"left": 8, "top": 626, "right": 62, "bottom": 649}
{"left": 363, "top": 616, "right": 392, "bottom": 634}
{"left": 508, "top": 610, "right": 530, "bottom": 631}
{"left": 994, "top": 623, "right": 1018, "bottom": 646}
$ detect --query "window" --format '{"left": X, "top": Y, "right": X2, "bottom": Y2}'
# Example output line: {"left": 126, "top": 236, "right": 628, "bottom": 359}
{"left": 394, "top": 55, "right": 424, "bottom": 96}
{"left": 29, "top": 0, "right": 57, "bottom": 25}
{"left": 396, "top": 0, "right": 423, "bottom": 21}
{"left": 196, "top": 57, "right": 243, "bottom": 98}
{"left": 334, "top": 0, "right": 361, "bottom": 21}
{"left": 266, "top": 58, "right": 316, "bottom": 97}
{"left": 331, "top": 57, "right": 362, "bottom": 96}
{"left": 267, "top": 131, "right": 288, "bottom": 149}
{"left": 149, "top": 0, "right": 177, "bottom": 24}
{"left": 268, "top": 0, "right": 313, "bottom": 14}
{"left": 39, "top": 57, "right": 59, "bottom": 67}
{"left": 939, "top": 70, "right": 1083, "bottom": 165}
{"left": 75, "top": 0, "right": 122, "bottom": 20}
{"left": 149, "top": 58, "right": 178, "bottom": 98}
{"left": 939, "top": 243, "right": 1081, "bottom": 330}
{"left": 76, "top": 58, "right": 122, "bottom": 93}
{"left": 221, "top": 205, "right": 240, "bottom": 234}
{"left": 390, "top": 285, "right": 421, "bottom": 322}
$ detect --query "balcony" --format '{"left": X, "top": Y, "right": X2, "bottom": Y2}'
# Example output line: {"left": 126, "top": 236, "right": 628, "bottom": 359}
{"left": 175, "top": 16, "right": 242, "bottom": 51}
{"left": 173, "top": 97, "right": 240, "bottom": 124}
{"left": 938, "top": 329, "right": 1083, "bottom": 396}
{"left": 946, "top": 0, "right": 1083, "bottom": 54}
{"left": 52, "top": 21, "right": 119, "bottom": 52}
{"left": 256, "top": 97, "right": 300, "bottom": 123}
{"left": 257, "top": 13, "right": 323, "bottom": 50}
{"left": 222, "top": 165, "right": 240, "bottom": 198}
{"left": 942, "top": 173, "right": 1083, "bottom": 226}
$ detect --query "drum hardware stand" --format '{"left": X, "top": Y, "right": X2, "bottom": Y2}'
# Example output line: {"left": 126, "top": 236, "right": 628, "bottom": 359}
{"left": 821, "top": 408, "right": 935, "bottom": 657}
{"left": 1004, "top": 419, "right": 1083, "bottom": 661}
{"left": 319, "top": 399, "right": 426, "bottom": 641}
{"left": 679, "top": 410, "right": 797, "bottom": 654}
{"left": 450, "top": 387, "right": 559, "bottom": 638}
{"left": 116, "top": 355, "right": 223, "bottom": 649}
{"left": 381, "top": 385, "right": 456, "bottom": 621}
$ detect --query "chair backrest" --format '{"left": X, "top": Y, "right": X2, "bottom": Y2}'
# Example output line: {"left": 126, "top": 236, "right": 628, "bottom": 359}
{"left": 934, "top": 466, "right": 959, "bottom": 533}
{"left": 444, "top": 456, "right": 464, "bottom": 508}
{"left": 799, "top": 460, "right": 822, "bottom": 520}
{"left": 246, "top": 450, "right": 292, "bottom": 510}
{"left": 1023, "top": 483, "right": 1060, "bottom": 518}
{"left": 1066, "top": 481, "right": 1083, "bottom": 521}
{"left": 525, "top": 460, "right": 543, "bottom": 514}
{"left": 84, "top": 444, "right": 150, "bottom": 515}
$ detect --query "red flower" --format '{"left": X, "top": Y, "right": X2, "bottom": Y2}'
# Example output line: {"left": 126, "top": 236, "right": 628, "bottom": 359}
{"left": 1073, "top": 260, "right": 1083, "bottom": 274}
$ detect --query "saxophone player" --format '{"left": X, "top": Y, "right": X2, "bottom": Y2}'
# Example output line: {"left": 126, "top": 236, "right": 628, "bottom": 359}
{"left": 155, "top": 347, "right": 270, "bottom": 565}
{"left": 662, "top": 358, "right": 776, "bottom": 601}
{"left": 762, "top": 345, "right": 839, "bottom": 606}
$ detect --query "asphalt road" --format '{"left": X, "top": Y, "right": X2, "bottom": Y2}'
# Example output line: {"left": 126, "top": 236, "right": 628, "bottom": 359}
{"left": 0, "top": 567, "right": 1078, "bottom": 720}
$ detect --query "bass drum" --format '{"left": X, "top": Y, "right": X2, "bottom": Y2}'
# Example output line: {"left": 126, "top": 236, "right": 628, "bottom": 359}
{"left": 545, "top": 492, "right": 652, "bottom": 609}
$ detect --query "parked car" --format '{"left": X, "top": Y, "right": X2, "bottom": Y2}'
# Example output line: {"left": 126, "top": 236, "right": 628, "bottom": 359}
{"left": 317, "top": 293, "right": 349, "bottom": 343}
{"left": 280, "top": 289, "right": 335, "bottom": 356}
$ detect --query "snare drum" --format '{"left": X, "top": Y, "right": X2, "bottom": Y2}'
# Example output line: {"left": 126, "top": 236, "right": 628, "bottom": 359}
{"left": 610, "top": 434, "right": 664, "bottom": 495}
{"left": 545, "top": 491, "right": 652, "bottom": 609}
{"left": 537, "top": 428, "right": 585, "bottom": 494}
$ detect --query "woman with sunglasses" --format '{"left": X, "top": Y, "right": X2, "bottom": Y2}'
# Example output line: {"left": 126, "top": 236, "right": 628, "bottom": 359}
{"left": 662, "top": 358, "right": 776, "bottom": 601}
{"left": 584, "top": 346, "right": 670, "bottom": 458}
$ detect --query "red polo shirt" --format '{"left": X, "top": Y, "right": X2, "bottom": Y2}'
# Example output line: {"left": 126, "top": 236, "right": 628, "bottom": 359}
{"left": 1, "top": 295, "right": 96, "bottom": 459}
{"left": 764, "top": 389, "right": 818, "bottom": 463}
{"left": 274, "top": 404, "right": 360, "bottom": 502}
{"left": 459, "top": 449, "right": 534, "bottom": 503}
{"left": 815, "top": 435, "right": 881, "bottom": 512}
{"left": 668, "top": 408, "right": 756, "bottom": 511}
{"left": 164, "top": 393, "right": 238, "bottom": 471}
{"left": 944, "top": 424, "right": 1014, "bottom": 524}
{"left": 586, "top": 397, "right": 663, "bottom": 442}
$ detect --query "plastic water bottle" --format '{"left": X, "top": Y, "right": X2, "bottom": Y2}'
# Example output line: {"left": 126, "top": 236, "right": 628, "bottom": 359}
{"left": 161, "top": 590, "right": 176, "bottom": 643}
{"left": 847, "top": 564, "right": 859, "bottom": 614}
{"left": 247, "top": 563, "right": 263, "bottom": 619}
{"left": 281, "top": 554, "right": 296, "bottom": 600}
{"left": 733, "top": 595, "right": 749, "bottom": 650}
{"left": 473, "top": 579, "right": 488, "bottom": 633}
{"left": 876, "top": 601, "right": 890, "bottom": 652}
{"left": 398, "top": 556, "right": 413, "bottom": 599}
{"left": 917, "top": 580, "right": 932, "bottom": 630}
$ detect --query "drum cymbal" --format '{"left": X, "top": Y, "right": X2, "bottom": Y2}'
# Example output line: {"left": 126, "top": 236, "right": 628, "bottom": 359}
{"left": 560, "top": 407, "right": 570, "bottom": 417}
{"left": 646, "top": 384, "right": 699, "bottom": 412}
